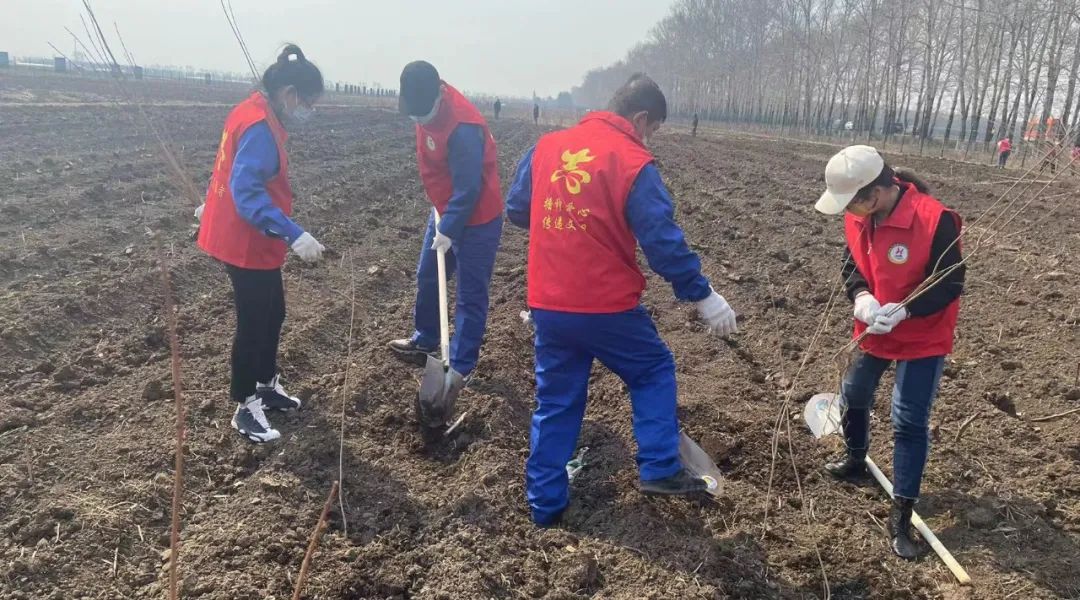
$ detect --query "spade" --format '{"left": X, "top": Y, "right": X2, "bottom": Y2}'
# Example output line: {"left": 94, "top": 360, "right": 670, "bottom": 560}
{"left": 416, "top": 210, "right": 466, "bottom": 436}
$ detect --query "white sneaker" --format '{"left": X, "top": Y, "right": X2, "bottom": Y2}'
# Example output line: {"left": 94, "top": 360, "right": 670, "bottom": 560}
{"left": 231, "top": 395, "right": 281, "bottom": 443}
{"left": 256, "top": 374, "right": 302, "bottom": 412}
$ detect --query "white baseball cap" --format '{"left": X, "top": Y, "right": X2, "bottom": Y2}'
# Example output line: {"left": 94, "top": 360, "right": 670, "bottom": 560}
{"left": 815, "top": 145, "right": 885, "bottom": 215}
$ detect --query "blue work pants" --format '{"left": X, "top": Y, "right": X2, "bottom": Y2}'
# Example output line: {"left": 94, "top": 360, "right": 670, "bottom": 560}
{"left": 526, "top": 306, "right": 683, "bottom": 524}
{"left": 841, "top": 351, "right": 945, "bottom": 499}
{"left": 412, "top": 213, "right": 502, "bottom": 376}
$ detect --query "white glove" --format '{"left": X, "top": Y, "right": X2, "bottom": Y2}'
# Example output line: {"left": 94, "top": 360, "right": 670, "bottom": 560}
{"left": 431, "top": 228, "right": 453, "bottom": 253}
{"left": 696, "top": 289, "right": 738, "bottom": 337}
{"left": 290, "top": 232, "right": 325, "bottom": 262}
{"left": 194, "top": 203, "right": 205, "bottom": 221}
{"left": 520, "top": 310, "right": 534, "bottom": 328}
{"left": 867, "top": 302, "right": 909, "bottom": 335}
{"left": 853, "top": 291, "right": 880, "bottom": 326}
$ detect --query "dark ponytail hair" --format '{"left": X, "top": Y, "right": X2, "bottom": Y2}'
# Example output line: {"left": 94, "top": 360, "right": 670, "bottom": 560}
{"left": 854, "top": 163, "right": 931, "bottom": 200}
{"left": 261, "top": 44, "right": 323, "bottom": 101}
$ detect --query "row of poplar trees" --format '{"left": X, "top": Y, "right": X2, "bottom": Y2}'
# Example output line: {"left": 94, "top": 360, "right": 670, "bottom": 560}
{"left": 572, "top": 0, "right": 1080, "bottom": 152}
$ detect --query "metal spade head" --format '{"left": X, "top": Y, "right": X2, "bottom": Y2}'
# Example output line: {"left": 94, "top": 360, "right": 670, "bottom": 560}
{"left": 678, "top": 431, "right": 723, "bottom": 496}
{"left": 804, "top": 392, "right": 844, "bottom": 439}
{"left": 418, "top": 355, "right": 449, "bottom": 428}
{"left": 417, "top": 356, "right": 466, "bottom": 431}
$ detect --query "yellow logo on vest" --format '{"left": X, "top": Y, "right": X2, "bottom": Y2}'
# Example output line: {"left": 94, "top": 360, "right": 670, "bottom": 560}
{"left": 215, "top": 130, "right": 229, "bottom": 170}
{"left": 551, "top": 149, "right": 595, "bottom": 195}
{"left": 541, "top": 197, "right": 591, "bottom": 233}
{"left": 426, "top": 135, "right": 436, "bottom": 151}
{"left": 888, "top": 243, "right": 909, "bottom": 264}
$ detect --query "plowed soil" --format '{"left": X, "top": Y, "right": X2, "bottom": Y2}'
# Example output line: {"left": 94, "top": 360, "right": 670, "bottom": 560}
{"left": 1, "top": 73, "right": 1078, "bottom": 600}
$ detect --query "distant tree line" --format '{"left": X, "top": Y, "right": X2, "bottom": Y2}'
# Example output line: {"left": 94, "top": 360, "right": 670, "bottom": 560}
{"left": 572, "top": 0, "right": 1080, "bottom": 152}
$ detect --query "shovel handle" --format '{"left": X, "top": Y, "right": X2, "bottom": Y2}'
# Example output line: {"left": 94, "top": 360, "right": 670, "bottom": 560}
{"left": 865, "top": 457, "right": 972, "bottom": 585}
{"left": 433, "top": 209, "right": 451, "bottom": 365}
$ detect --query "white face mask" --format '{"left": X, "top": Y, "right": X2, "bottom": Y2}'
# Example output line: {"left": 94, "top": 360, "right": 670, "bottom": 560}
{"left": 291, "top": 104, "right": 315, "bottom": 124}
{"left": 277, "top": 88, "right": 315, "bottom": 128}
{"left": 409, "top": 93, "right": 441, "bottom": 125}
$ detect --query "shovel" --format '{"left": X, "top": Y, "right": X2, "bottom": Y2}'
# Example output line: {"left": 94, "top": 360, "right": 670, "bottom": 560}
{"left": 804, "top": 392, "right": 844, "bottom": 439}
{"left": 416, "top": 209, "right": 466, "bottom": 434}
{"left": 678, "top": 431, "right": 724, "bottom": 496}
{"left": 803, "top": 391, "right": 972, "bottom": 585}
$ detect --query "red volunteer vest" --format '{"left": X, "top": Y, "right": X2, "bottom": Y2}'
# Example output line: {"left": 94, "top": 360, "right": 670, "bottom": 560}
{"left": 416, "top": 83, "right": 503, "bottom": 226}
{"left": 198, "top": 92, "right": 292, "bottom": 269}
{"left": 527, "top": 112, "right": 653, "bottom": 313}
{"left": 845, "top": 184, "right": 962, "bottom": 360}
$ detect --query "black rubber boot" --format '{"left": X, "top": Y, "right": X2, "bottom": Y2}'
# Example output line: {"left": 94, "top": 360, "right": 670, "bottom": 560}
{"left": 889, "top": 496, "right": 920, "bottom": 560}
{"left": 388, "top": 338, "right": 437, "bottom": 366}
{"left": 640, "top": 469, "right": 709, "bottom": 496}
{"left": 824, "top": 452, "right": 869, "bottom": 482}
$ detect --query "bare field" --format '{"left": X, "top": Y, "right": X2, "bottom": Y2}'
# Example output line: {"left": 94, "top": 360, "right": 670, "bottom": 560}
{"left": 1, "top": 73, "right": 1078, "bottom": 599}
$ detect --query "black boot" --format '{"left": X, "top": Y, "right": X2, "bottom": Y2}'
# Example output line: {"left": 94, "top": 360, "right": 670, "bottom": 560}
{"left": 826, "top": 405, "right": 870, "bottom": 482}
{"left": 824, "top": 452, "right": 869, "bottom": 482}
{"left": 640, "top": 469, "right": 709, "bottom": 496}
{"left": 889, "top": 497, "right": 920, "bottom": 560}
{"left": 388, "top": 338, "right": 437, "bottom": 366}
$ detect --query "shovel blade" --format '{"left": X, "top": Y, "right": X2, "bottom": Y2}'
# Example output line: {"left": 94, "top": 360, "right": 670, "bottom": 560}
{"left": 417, "top": 355, "right": 448, "bottom": 427}
{"left": 678, "top": 431, "right": 723, "bottom": 496}
{"left": 804, "top": 392, "right": 843, "bottom": 439}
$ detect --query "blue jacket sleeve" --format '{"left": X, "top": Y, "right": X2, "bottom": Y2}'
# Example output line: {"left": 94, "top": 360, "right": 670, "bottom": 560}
{"left": 438, "top": 123, "right": 486, "bottom": 240}
{"left": 505, "top": 146, "right": 535, "bottom": 228}
{"left": 625, "top": 164, "right": 712, "bottom": 302}
{"left": 230, "top": 122, "right": 304, "bottom": 244}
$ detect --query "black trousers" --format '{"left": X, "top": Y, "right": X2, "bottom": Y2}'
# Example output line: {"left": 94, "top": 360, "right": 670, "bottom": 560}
{"left": 226, "top": 264, "right": 285, "bottom": 402}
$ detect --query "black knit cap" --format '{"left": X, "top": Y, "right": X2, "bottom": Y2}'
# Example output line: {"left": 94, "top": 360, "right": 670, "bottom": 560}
{"left": 399, "top": 60, "right": 441, "bottom": 116}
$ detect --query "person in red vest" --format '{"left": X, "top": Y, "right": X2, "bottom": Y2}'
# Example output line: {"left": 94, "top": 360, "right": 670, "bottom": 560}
{"left": 196, "top": 44, "right": 326, "bottom": 444}
{"left": 996, "top": 136, "right": 1012, "bottom": 168}
{"left": 505, "top": 74, "right": 738, "bottom": 526}
{"left": 815, "top": 145, "right": 965, "bottom": 560}
{"left": 388, "top": 61, "right": 504, "bottom": 414}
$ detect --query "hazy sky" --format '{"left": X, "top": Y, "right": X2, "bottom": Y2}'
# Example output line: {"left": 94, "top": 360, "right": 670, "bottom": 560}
{"left": 2, "top": 0, "right": 673, "bottom": 97}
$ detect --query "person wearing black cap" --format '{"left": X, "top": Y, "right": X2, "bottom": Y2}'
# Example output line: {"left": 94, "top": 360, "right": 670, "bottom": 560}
{"left": 389, "top": 61, "right": 504, "bottom": 403}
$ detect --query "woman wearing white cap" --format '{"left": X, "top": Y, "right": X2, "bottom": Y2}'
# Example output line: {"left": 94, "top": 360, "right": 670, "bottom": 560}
{"left": 815, "top": 145, "right": 965, "bottom": 560}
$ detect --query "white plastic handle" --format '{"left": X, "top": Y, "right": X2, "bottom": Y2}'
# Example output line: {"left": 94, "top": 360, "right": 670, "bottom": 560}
{"left": 432, "top": 209, "right": 450, "bottom": 366}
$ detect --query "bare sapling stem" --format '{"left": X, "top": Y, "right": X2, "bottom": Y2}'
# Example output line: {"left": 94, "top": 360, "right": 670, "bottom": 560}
{"left": 153, "top": 237, "right": 186, "bottom": 600}
{"left": 338, "top": 253, "right": 357, "bottom": 537}
{"left": 291, "top": 481, "right": 340, "bottom": 600}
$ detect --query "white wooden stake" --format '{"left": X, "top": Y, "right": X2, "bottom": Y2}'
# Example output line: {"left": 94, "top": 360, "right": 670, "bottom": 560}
{"left": 865, "top": 457, "right": 972, "bottom": 585}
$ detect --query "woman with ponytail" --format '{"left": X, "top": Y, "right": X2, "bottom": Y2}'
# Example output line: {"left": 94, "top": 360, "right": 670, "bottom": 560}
{"left": 814, "top": 145, "right": 965, "bottom": 560}
{"left": 196, "top": 44, "right": 325, "bottom": 444}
